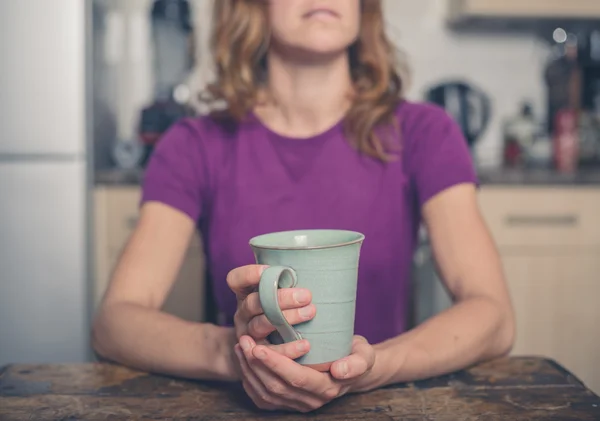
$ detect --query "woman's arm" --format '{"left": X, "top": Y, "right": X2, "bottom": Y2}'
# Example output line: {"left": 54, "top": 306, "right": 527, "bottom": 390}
{"left": 91, "top": 202, "right": 239, "bottom": 381}
{"left": 353, "top": 183, "right": 515, "bottom": 392}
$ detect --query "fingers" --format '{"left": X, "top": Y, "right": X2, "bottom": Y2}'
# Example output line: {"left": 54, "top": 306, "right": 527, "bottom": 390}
{"left": 241, "top": 288, "right": 312, "bottom": 319}
{"left": 235, "top": 288, "right": 315, "bottom": 340}
{"left": 240, "top": 335, "right": 310, "bottom": 364}
{"left": 247, "top": 305, "right": 316, "bottom": 339}
{"left": 234, "top": 344, "right": 286, "bottom": 411}
{"left": 238, "top": 336, "right": 316, "bottom": 412}
{"left": 330, "top": 336, "right": 376, "bottom": 380}
{"left": 226, "top": 265, "right": 267, "bottom": 300}
{"left": 268, "top": 338, "right": 311, "bottom": 360}
{"left": 247, "top": 341, "right": 326, "bottom": 395}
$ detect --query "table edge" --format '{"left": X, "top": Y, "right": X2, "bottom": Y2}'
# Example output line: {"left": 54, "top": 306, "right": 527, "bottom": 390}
{"left": 1, "top": 356, "right": 594, "bottom": 395}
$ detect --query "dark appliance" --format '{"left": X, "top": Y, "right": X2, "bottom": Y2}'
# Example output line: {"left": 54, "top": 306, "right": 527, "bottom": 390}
{"left": 425, "top": 80, "right": 492, "bottom": 151}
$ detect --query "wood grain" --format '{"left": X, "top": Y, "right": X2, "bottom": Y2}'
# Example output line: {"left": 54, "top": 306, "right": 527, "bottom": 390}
{"left": 1, "top": 357, "right": 599, "bottom": 420}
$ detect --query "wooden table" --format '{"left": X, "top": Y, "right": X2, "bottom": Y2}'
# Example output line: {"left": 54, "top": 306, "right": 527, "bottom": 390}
{"left": 1, "top": 357, "right": 599, "bottom": 420}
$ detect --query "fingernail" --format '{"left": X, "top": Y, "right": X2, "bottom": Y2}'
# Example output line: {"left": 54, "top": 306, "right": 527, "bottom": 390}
{"left": 259, "top": 265, "right": 268, "bottom": 275}
{"left": 293, "top": 290, "right": 309, "bottom": 304}
{"left": 240, "top": 338, "right": 251, "bottom": 352}
{"left": 296, "top": 341, "right": 308, "bottom": 352}
{"left": 254, "top": 347, "right": 267, "bottom": 360}
{"left": 298, "top": 305, "right": 314, "bottom": 319}
{"left": 338, "top": 361, "right": 348, "bottom": 378}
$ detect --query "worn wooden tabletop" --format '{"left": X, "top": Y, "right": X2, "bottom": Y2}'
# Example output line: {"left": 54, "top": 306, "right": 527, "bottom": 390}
{"left": 1, "top": 356, "right": 599, "bottom": 420}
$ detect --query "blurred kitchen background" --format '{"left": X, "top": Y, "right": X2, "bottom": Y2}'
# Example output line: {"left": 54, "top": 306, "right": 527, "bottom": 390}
{"left": 1, "top": 0, "right": 600, "bottom": 394}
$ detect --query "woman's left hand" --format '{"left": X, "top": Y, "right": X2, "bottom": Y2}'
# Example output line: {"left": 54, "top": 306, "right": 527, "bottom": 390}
{"left": 234, "top": 335, "right": 376, "bottom": 413}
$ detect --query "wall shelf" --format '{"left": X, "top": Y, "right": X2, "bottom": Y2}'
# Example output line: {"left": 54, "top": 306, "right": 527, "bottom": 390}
{"left": 447, "top": 0, "right": 600, "bottom": 33}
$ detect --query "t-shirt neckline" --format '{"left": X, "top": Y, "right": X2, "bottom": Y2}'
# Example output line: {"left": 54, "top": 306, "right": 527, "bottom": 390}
{"left": 248, "top": 110, "right": 344, "bottom": 144}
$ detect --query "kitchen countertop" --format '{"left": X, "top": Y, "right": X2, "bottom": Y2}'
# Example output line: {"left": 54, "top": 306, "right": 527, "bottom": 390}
{"left": 95, "top": 168, "right": 144, "bottom": 186}
{"left": 2, "top": 357, "right": 599, "bottom": 420}
{"left": 95, "top": 167, "right": 600, "bottom": 187}
{"left": 477, "top": 168, "right": 600, "bottom": 186}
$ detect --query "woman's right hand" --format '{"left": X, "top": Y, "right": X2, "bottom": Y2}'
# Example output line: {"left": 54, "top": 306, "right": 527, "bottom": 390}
{"left": 226, "top": 265, "right": 316, "bottom": 344}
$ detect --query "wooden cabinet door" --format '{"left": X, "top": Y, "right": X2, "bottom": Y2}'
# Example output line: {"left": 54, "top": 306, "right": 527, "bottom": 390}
{"left": 162, "top": 248, "right": 206, "bottom": 323}
{"left": 478, "top": 187, "right": 600, "bottom": 248}
{"left": 503, "top": 251, "right": 600, "bottom": 394}
{"left": 99, "top": 248, "right": 205, "bottom": 322}
{"left": 93, "top": 187, "right": 205, "bottom": 321}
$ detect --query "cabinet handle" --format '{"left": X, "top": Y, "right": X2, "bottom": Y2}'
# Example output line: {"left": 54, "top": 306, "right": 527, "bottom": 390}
{"left": 504, "top": 214, "right": 578, "bottom": 227}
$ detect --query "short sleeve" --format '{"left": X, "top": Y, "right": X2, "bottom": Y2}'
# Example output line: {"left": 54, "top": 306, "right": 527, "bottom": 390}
{"left": 140, "top": 119, "right": 206, "bottom": 222}
{"left": 406, "top": 104, "right": 478, "bottom": 208}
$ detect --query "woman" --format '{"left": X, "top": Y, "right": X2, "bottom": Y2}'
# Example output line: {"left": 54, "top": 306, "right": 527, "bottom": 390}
{"left": 92, "top": 0, "right": 515, "bottom": 413}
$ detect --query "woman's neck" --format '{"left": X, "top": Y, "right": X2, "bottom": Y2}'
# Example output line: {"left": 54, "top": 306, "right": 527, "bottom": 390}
{"left": 255, "top": 51, "right": 353, "bottom": 138}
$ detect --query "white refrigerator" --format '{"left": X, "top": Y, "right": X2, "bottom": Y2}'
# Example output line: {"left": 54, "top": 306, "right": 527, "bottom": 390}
{"left": 0, "top": 0, "right": 92, "bottom": 364}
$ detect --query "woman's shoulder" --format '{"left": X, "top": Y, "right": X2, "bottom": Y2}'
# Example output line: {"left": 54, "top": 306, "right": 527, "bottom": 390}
{"left": 141, "top": 113, "right": 242, "bottom": 220}
{"left": 393, "top": 99, "right": 468, "bottom": 153}
{"left": 394, "top": 99, "right": 457, "bottom": 135}
{"left": 392, "top": 100, "right": 477, "bottom": 206}
{"left": 159, "top": 113, "right": 236, "bottom": 145}
{"left": 151, "top": 113, "right": 250, "bottom": 164}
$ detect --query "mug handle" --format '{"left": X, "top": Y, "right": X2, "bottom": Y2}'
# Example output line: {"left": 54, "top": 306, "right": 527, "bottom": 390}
{"left": 258, "top": 266, "right": 303, "bottom": 343}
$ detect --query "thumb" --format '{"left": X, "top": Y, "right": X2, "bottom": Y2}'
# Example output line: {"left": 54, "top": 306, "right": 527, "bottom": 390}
{"left": 226, "top": 265, "right": 268, "bottom": 300}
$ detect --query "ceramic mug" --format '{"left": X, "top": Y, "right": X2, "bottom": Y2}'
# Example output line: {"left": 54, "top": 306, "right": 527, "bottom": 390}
{"left": 249, "top": 229, "right": 365, "bottom": 370}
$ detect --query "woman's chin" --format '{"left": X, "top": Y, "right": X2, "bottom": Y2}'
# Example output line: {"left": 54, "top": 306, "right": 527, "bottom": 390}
{"left": 272, "top": 37, "right": 354, "bottom": 62}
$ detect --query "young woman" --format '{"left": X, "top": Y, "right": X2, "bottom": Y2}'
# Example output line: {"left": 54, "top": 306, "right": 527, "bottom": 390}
{"left": 92, "top": 0, "right": 515, "bottom": 413}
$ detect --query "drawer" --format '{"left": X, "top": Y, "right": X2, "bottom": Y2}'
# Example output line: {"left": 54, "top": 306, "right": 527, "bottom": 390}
{"left": 478, "top": 187, "right": 600, "bottom": 248}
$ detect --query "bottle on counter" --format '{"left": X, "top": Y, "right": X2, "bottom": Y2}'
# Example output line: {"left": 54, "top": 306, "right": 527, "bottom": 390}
{"left": 545, "top": 35, "right": 582, "bottom": 173}
{"left": 553, "top": 109, "right": 579, "bottom": 173}
{"left": 502, "top": 102, "right": 543, "bottom": 167}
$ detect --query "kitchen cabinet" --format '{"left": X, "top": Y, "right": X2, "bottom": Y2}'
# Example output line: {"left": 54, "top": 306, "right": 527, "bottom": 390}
{"left": 501, "top": 253, "right": 600, "bottom": 391}
{"left": 478, "top": 187, "right": 600, "bottom": 394}
{"left": 413, "top": 186, "right": 600, "bottom": 394}
{"left": 93, "top": 186, "right": 206, "bottom": 322}
{"left": 448, "top": 0, "right": 600, "bottom": 26}
{"left": 479, "top": 187, "right": 600, "bottom": 248}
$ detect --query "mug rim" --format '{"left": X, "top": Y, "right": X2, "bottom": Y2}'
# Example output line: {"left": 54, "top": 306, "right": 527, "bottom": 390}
{"left": 249, "top": 229, "right": 365, "bottom": 250}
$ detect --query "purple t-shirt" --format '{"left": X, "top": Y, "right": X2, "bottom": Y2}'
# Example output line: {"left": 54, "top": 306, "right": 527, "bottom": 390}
{"left": 141, "top": 100, "right": 477, "bottom": 345}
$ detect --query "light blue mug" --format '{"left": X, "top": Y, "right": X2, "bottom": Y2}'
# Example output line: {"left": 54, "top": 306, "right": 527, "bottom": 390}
{"left": 249, "top": 229, "right": 364, "bottom": 369}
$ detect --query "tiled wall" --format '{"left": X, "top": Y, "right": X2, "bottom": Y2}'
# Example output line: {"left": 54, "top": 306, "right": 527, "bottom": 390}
{"left": 383, "top": 0, "right": 552, "bottom": 168}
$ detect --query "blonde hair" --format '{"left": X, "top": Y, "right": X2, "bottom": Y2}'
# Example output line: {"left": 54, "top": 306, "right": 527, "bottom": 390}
{"left": 203, "top": 0, "right": 408, "bottom": 161}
